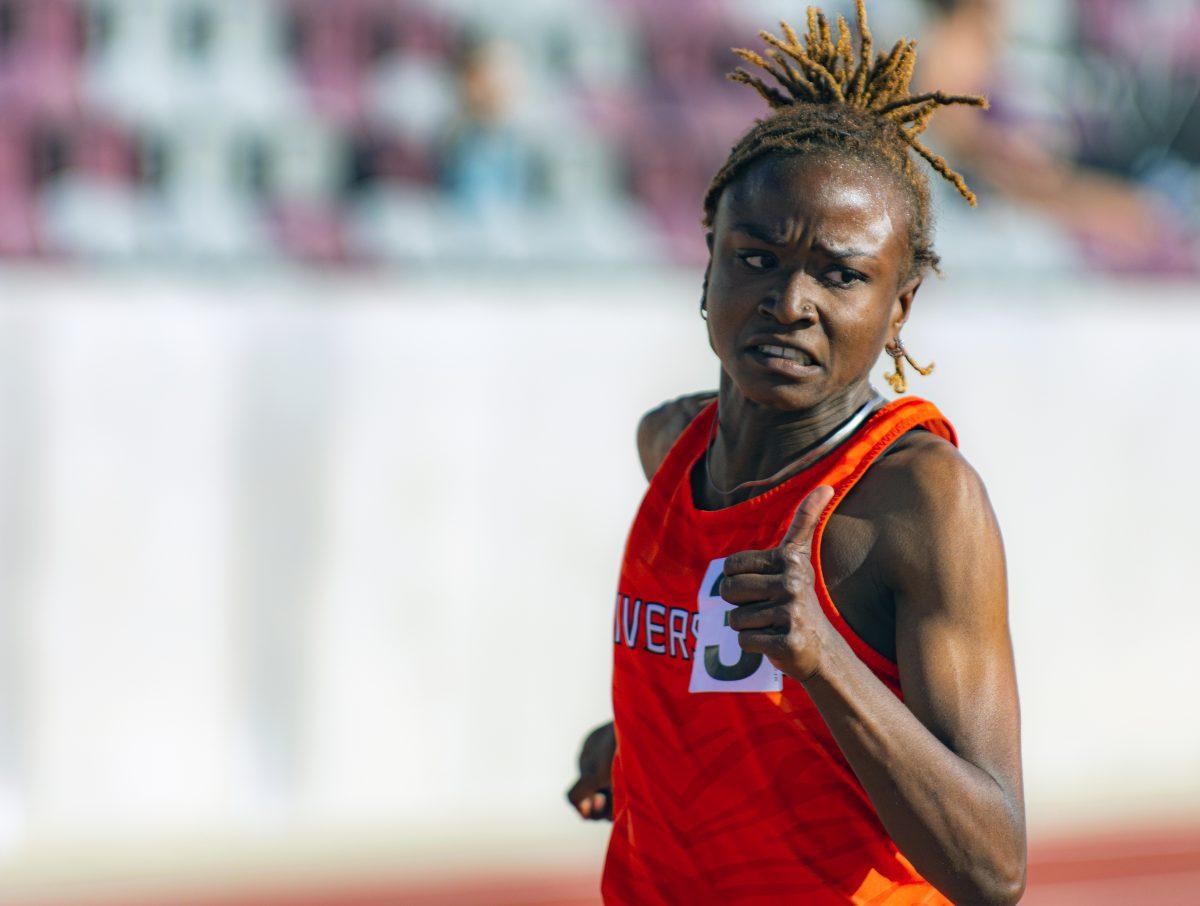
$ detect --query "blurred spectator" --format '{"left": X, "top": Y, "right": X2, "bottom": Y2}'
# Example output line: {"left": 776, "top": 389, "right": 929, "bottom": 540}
{"left": 916, "top": 0, "right": 1199, "bottom": 272}
{"left": 0, "top": 0, "right": 1194, "bottom": 272}
{"left": 438, "top": 35, "right": 538, "bottom": 218}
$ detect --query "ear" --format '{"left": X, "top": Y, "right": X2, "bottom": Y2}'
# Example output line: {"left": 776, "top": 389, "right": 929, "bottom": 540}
{"left": 701, "top": 232, "right": 714, "bottom": 307}
{"left": 703, "top": 231, "right": 714, "bottom": 294}
{"left": 703, "top": 231, "right": 715, "bottom": 351}
{"left": 889, "top": 275, "right": 922, "bottom": 342}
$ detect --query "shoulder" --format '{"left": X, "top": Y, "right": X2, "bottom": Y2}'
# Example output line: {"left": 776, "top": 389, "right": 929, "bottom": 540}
{"left": 636, "top": 391, "right": 717, "bottom": 481}
{"left": 857, "top": 428, "right": 1003, "bottom": 604}
{"left": 873, "top": 428, "right": 992, "bottom": 521}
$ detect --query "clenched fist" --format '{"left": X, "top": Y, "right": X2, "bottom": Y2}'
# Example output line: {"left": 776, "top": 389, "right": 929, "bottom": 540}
{"left": 721, "top": 484, "right": 837, "bottom": 683}
{"left": 566, "top": 721, "right": 615, "bottom": 821}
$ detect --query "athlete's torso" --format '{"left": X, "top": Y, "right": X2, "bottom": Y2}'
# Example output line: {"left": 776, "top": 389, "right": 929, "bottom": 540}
{"left": 723, "top": 424, "right": 941, "bottom": 664}
{"left": 603, "top": 396, "right": 957, "bottom": 905}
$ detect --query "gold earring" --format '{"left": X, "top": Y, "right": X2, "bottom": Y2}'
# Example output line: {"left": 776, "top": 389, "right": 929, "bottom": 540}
{"left": 883, "top": 336, "right": 935, "bottom": 394}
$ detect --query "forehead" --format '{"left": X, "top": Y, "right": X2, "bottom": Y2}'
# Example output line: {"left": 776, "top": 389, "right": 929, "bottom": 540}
{"left": 716, "top": 153, "right": 909, "bottom": 254}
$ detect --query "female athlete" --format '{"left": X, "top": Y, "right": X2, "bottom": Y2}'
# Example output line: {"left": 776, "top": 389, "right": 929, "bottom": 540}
{"left": 567, "top": 4, "right": 1025, "bottom": 903}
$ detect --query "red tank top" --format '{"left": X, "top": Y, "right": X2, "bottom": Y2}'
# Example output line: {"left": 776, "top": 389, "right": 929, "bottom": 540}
{"left": 603, "top": 396, "right": 957, "bottom": 905}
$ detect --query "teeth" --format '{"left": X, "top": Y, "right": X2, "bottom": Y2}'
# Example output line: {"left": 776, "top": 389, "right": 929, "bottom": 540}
{"left": 758, "top": 344, "right": 813, "bottom": 365}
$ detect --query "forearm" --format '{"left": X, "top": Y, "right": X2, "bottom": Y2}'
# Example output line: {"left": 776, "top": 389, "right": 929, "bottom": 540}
{"left": 800, "top": 631, "right": 1025, "bottom": 905}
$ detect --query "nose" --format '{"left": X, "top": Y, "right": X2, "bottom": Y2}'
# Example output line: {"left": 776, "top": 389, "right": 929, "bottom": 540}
{"left": 758, "top": 267, "right": 818, "bottom": 325}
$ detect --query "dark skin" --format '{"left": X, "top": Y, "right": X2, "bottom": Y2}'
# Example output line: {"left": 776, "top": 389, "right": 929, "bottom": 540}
{"left": 567, "top": 153, "right": 1025, "bottom": 904}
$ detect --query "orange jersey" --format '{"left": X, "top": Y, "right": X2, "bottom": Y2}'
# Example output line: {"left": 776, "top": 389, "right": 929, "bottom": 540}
{"left": 603, "top": 396, "right": 957, "bottom": 905}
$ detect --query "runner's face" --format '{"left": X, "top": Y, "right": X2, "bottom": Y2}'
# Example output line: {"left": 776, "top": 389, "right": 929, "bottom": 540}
{"left": 704, "top": 154, "right": 918, "bottom": 411}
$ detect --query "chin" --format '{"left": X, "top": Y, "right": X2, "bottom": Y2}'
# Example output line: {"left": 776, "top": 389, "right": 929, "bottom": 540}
{"left": 734, "top": 374, "right": 830, "bottom": 411}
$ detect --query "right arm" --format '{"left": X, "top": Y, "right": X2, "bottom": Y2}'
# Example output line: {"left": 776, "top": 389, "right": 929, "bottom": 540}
{"left": 566, "top": 390, "right": 716, "bottom": 821}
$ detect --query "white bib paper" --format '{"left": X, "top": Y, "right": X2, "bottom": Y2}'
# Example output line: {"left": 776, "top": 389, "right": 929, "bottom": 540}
{"left": 688, "top": 558, "right": 783, "bottom": 693}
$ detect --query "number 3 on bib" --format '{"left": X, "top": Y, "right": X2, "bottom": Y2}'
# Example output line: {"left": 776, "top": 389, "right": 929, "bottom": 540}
{"left": 688, "top": 558, "right": 784, "bottom": 693}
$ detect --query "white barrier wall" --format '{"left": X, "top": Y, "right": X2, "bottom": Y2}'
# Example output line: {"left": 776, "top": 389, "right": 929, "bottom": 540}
{"left": 0, "top": 268, "right": 1197, "bottom": 897}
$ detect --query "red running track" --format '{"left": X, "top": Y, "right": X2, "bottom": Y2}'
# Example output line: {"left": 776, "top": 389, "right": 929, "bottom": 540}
{"left": 20, "top": 825, "right": 1200, "bottom": 906}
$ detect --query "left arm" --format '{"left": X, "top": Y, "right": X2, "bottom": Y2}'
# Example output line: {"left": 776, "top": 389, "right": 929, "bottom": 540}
{"left": 722, "top": 446, "right": 1025, "bottom": 904}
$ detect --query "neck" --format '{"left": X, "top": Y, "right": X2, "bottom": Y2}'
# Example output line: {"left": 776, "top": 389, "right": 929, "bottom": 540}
{"left": 707, "top": 377, "right": 879, "bottom": 503}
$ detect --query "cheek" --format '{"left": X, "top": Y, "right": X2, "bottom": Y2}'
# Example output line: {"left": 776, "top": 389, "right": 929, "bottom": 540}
{"left": 824, "top": 296, "right": 891, "bottom": 367}
{"left": 707, "top": 307, "right": 741, "bottom": 360}
{"left": 705, "top": 273, "right": 756, "bottom": 350}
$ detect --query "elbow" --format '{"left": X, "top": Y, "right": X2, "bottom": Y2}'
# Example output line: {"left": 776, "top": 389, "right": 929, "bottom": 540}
{"left": 955, "top": 792, "right": 1027, "bottom": 905}
{"left": 979, "top": 868, "right": 1026, "bottom": 906}
{"left": 960, "top": 847, "right": 1027, "bottom": 906}
{"left": 930, "top": 821, "right": 1026, "bottom": 906}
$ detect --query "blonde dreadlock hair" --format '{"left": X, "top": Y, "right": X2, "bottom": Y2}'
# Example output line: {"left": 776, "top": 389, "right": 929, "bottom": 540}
{"left": 703, "top": 0, "right": 987, "bottom": 280}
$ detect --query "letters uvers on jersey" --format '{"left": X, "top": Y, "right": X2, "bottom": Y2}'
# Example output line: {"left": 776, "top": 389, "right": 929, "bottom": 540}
{"left": 613, "top": 558, "right": 783, "bottom": 694}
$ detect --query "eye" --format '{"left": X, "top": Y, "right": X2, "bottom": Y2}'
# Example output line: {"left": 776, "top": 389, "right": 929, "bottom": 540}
{"left": 823, "top": 266, "right": 867, "bottom": 287}
{"left": 736, "top": 250, "right": 777, "bottom": 271}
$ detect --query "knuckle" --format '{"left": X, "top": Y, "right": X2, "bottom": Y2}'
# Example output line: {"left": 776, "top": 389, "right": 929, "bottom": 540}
{"left": 792, "top": 623, "right": 817, "bottom": 648}
{"left": 786, "top": 630, "right": 808, "bottom": 658}
{"left": 780, "top": 546, "right": 806, "bottom": 568}
{"left": 782, "top": 573, "right": 806, "bottom": 597}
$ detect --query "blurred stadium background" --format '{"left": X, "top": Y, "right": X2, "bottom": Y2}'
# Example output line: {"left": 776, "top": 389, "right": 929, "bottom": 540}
{"left": 0, "top": 0, "right": 1198, "bottom": 903}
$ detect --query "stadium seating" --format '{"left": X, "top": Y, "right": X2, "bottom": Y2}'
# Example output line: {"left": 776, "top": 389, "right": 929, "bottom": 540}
{"left": 0, "top": 0, "right": 1192, "bottom": 268}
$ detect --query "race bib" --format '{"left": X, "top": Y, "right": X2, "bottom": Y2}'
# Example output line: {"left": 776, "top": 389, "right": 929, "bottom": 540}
{"left": 688, "top": 558, "right": 783, "bottom": 693}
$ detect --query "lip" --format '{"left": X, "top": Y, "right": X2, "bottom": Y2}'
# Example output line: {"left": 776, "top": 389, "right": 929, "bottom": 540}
{"left": 746, "top": 346, "right": 822, "bottom": 378}
{"left": 743, "top": 336, "right": 822, "bottom": 367}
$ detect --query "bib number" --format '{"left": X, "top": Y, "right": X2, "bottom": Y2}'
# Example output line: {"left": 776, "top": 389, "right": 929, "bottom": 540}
{"left": 688, "top": 558, "right": 783, "bottom": 693}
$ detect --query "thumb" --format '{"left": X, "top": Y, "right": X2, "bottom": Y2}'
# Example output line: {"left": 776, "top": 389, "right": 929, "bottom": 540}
{"left": 780, "top": 484, "right": 835, "bottom": 552}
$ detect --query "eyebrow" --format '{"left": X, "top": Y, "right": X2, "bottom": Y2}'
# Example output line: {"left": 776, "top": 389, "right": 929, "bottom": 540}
{"left": 729, "top": 222, "right": 878, "bottom": 260}
{"left": 730, "top": 221, "right": 788, "bottom": 245}
{"left": 822, "top": 246, "right": 877, "bottom": 261}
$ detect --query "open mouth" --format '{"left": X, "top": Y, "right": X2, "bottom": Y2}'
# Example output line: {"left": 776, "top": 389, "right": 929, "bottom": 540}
{"left": 753, "top": 344, "right": 816, "bottom": 366}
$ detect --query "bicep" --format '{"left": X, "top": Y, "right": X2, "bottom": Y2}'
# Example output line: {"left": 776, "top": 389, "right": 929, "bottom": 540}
{"left": 890, "top": 458, "right": 1022, "bottom": 802}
